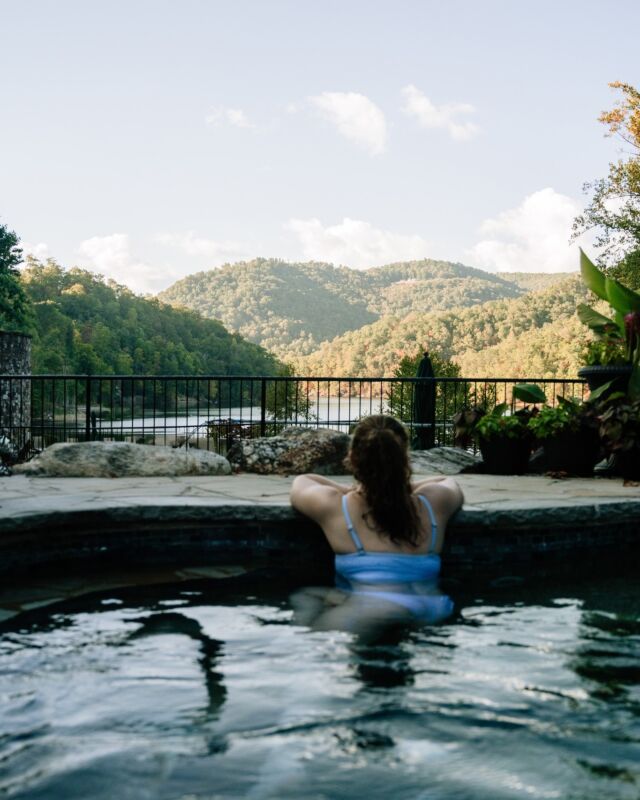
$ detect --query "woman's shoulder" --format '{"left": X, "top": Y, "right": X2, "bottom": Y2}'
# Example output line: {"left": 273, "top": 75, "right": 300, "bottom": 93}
{"left": 290, "top": 474, "right": 347, "bottom": 524}
{"left": 413, "top": 477, "right": 464, "bottom": 518}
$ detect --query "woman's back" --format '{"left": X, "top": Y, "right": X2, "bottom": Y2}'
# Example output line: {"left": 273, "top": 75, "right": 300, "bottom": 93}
{"left": 289, "top": 414, "right": 463, "bottom": 630}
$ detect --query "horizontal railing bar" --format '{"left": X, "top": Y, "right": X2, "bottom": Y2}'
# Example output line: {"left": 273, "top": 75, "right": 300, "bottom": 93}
{"left": 1, "top": 375, "right": 586, "bottom": 383}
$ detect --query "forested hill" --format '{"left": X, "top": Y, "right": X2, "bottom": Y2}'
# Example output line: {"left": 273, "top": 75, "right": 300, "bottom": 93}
{"left": 158, "top": 257, "right": 533, "bottom": 359}
{"left": 295, "top": 276, "right": 590, "bottom": 378}
{"left": 21, "top": 259, "right": 279, "bottom": 375}
{"left": 495, "top": 272, "right": 574, "bottom": 292}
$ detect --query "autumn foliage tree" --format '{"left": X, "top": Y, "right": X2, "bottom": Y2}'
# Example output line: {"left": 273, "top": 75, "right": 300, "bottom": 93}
{"left": 574, "top": 82, "right": 640, "bottom": 287}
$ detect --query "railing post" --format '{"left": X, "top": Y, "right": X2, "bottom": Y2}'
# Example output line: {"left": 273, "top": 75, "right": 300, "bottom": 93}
{"left": 260, "top": 377, "right": 267, "bottom": 436}
{"left": 85, "top": 376, "right": 92, "bottom": 442}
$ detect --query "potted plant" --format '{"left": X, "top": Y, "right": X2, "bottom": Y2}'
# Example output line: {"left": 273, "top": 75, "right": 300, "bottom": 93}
{"left": 527, "top": 396, "right": 601, "bottom": 476}
{"left": 474, "top": 408, "right": 533, "bottom": 475}
{"left": 577, "top": 249, "right": 640, "bottom": 397}
{"left": 453, "top": 384, "right": 544, "bottom": 475}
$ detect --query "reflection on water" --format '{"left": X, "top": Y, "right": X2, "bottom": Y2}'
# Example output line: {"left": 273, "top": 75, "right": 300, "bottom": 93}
{"left": 0, "top": 571, "right": 639, "bottom": 799}
{"left": 290, "top": 579, "right": 454, "bottom": 642}
{"left": 128, "top": 611, "right": 227, "bottom": 722}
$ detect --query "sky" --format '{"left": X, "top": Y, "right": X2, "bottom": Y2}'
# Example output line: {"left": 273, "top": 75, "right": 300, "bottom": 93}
{"left": 2, "top": 0, "right": 639, "bottom": 293}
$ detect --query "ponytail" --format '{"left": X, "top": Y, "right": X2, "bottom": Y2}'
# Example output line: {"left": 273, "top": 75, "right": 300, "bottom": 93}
{"left": 349, "top": 415, "right": 420, "bottom": 546}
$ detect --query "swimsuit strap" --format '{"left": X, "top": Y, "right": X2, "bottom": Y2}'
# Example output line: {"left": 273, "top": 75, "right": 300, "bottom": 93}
{"left": 417, "top": 494, "right": 438, "bottom": 553}
{"left": 342, "top": 494, "right": 365, "bottom": 554}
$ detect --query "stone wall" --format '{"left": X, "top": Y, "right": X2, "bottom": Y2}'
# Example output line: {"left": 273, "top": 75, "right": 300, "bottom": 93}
{"left": 0, "top": 331, "right": 32, "bottom": 447}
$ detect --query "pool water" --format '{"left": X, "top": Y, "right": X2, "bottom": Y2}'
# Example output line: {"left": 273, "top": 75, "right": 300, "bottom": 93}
{"left": 1, "top": 570, "right": 639, "bottom": 799}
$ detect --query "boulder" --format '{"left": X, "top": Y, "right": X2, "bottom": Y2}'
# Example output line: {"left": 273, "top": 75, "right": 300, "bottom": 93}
{"left": 410, "top": 446, "right": 481, "bottom": 475}
{"left": 228, "top": 427, "right": 350, "bottom": 475}
{"left": 14, "top": 441, "right": 231, "bottom": 478}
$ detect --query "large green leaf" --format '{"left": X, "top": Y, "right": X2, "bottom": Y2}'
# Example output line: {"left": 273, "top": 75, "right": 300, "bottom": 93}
{"left": 490, "top": 402, "right": 509, "bottom": 417}
{"left": 605, "top": 276, "right": 640, "bottom": 315}
{"left": 556, "top": 395, "right": 580, "bottom": 410}
{"left": 587, "top": 379, "right": 615, "bottom": 402}
{"left": 513, "top": 383, "right": 546, "bottom": 404}
{"left": 576, "top": 303, "right": 616, "bottom": 333}
{"left": 580, "top": 249, "right": 607, "bottom": 301}
{"left": 612, "top": 309, "right": 628, "bottom": 341}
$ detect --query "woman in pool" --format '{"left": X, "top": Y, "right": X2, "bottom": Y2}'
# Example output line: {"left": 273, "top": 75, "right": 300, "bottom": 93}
{"left": 290, "top": 415, "right": 464, "bottom": 632}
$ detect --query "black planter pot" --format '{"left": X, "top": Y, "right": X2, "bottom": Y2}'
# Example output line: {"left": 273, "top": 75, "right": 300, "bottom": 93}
{"left": 479, "top": 436, "right": 532, "bottom": 475}
{"left": 541, "top": 429, "right": 601, "bottom": 476}
{"left": 578, "top": 364, "right": 632, "bottom": 395}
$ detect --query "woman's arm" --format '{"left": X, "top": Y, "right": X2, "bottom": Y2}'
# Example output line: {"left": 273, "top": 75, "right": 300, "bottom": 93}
{"left": 290, "top": 474, "right": 349, "bottom": 525}
{"left": 295, "top": 474, "right": 353, "bottom": 493}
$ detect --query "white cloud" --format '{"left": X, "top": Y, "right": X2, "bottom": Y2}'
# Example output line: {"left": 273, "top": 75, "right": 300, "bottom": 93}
{"left": 401, "top": 84, "right": 479, "bottom": 141}
{"left": 205, "top": 106, "right": 254, "bottom": 129}
{"left": 156, "top": 231, "right": 251, "bottom": 261}
{"left": 467, "top": 188, "right": 589, "bottom": 273}
{"left": 77, "top": 234, "right": 166, "bottom": 294}
{"left": 285, "top": 217, "right": 429, "bottom": 269}
{"left": 21, "top": 241, "right": 50, "bottom": 261}
{"left": 308, "top": 92, "right": 387, "bottom": 155}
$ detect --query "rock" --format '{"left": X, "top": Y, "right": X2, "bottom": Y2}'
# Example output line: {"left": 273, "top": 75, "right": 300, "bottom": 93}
{"left": 14, "top": 441, "right": 231, "bottom": 478}
{"left": 410, "top": 446, "right": 481, "bottom": 475}
{"left": 228, "top": 427, "right": 351, "bottom": 475}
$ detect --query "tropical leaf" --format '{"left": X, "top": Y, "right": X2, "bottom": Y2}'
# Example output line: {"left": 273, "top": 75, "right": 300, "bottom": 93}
{"left": 614, "top": 309, "right": 627, "bottom": 337}
{"left": 588, "top": 379, "right": 616, "bottom": 402}
{"left": 513, "top": 383, "right": 546, "bottom": 404}
{"left": 556, "top": 395, "right": 580, "bottom": 409}
{"left": 605, "top": 276, "right": 640, "bottom": 315}
{"left": 576, "top": 303, "right": 616, "bottom": 333}
{"left": 490, "top": 402, "right": 509, "bottom": 417}
{"left": 580, "top": 249, "right": 607, "bottom": 301}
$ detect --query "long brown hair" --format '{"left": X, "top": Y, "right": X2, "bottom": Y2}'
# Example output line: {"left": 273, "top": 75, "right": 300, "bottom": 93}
{"left": 348, "top": 415, "right": 421, "bottom": 547}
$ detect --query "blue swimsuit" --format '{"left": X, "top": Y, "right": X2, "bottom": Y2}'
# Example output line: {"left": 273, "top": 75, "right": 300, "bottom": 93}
{"left": 334, "top": 494, "right": 454, "bottom": 621}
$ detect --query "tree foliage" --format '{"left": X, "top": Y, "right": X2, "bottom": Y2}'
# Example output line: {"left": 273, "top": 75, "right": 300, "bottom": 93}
{"left": 0, "top": 224, "right": 33, "bottom": 333}
{"left": 158, "top": 257, "right": 533, "bottom": 360}
{"left": 574, "top": 82, "right": 640, "bottom": 279}
{"left": 21, "top": 258, "right": 279, "bottom": 375}
{"left": 387, "top": 349, "right": 461, "bottom": 436}
{"left": 297, "top": 277, "right": 591, "bottom": 379}
{"left": 264, "top": 362, "right": 314, "bottom": 425}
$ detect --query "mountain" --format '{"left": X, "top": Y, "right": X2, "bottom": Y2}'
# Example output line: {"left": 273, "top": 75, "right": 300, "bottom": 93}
{"left": 456, "top": 314, "right": 589, "bottom": 379}
{"left": 295, "top": 276, "right": 591, "bottom": 378}
{"left": 158, "top": 258, "right": 527, "bottom": 359}
{"left": 495, "top": 272, "right": 574, "bottom": 292}
{"left": 21, "top": 259, "right": 279, "bottom": 375}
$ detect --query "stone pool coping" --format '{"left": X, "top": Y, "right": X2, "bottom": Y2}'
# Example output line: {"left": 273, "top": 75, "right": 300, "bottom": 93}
{"left": 1, "top": 471, "right": 639, "bottom": 581}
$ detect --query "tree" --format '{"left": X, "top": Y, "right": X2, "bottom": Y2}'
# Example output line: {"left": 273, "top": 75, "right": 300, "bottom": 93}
{"left": 574, "top": 82, "right": 640, "bottom": 283}
{"left": 265, "top": 362, "right": 313, "bottom": 428}
{"left": 387, "top": 349, "right": 462, "bottom": 445}
{"left": 0, "top": 224, "right": 32, "bottom": 333}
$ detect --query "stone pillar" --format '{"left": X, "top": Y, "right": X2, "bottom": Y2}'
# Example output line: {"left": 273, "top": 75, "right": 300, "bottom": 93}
{"left": 0, "top": 331, "right": 32, "bottom": 448}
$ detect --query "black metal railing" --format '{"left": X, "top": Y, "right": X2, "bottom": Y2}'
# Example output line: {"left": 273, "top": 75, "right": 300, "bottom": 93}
{"left": 0, "top": 374, "right": 587, "bottom": 455}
